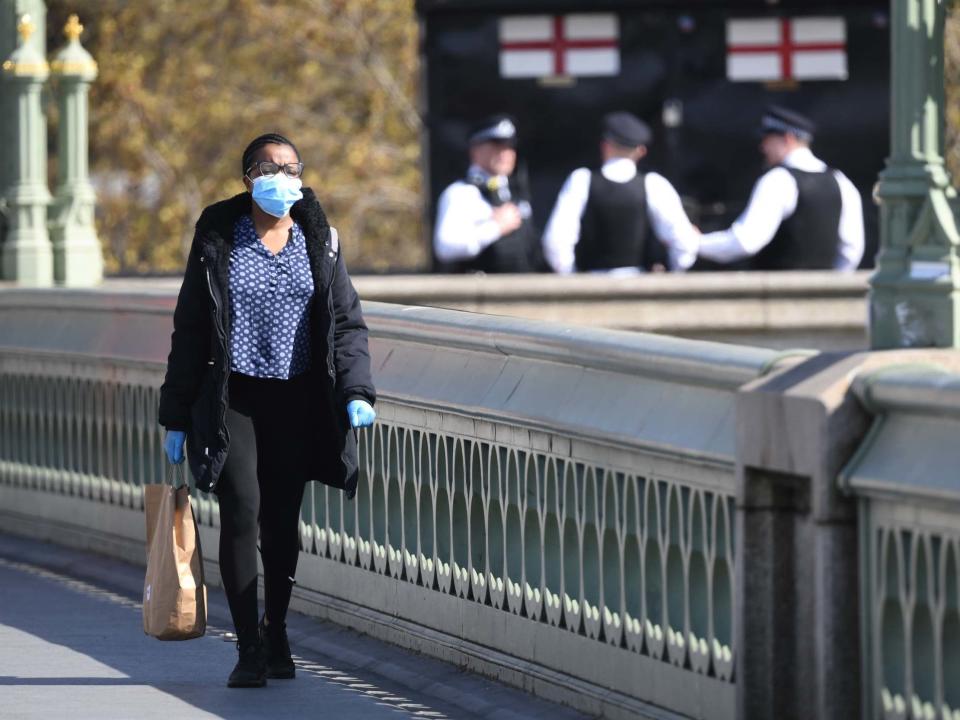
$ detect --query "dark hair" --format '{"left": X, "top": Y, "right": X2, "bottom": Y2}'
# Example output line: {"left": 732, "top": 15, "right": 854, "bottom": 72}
{"left": 241, "top": 133, "right": 300, "bottom": 175}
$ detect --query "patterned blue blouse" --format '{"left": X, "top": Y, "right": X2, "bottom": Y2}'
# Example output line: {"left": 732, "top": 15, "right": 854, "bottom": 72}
{"left": 228, "top": 214, "right": 314, "bottom": 379}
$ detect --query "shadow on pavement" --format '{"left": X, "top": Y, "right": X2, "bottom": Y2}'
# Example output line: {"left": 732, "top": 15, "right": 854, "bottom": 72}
{"left": 0, "top": 555, "right": 449, "bottom": 720}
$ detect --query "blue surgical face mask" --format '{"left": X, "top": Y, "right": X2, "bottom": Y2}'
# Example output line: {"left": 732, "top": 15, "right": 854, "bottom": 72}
{"left": 250, "top": 174, "right": 303, "bottom": 218}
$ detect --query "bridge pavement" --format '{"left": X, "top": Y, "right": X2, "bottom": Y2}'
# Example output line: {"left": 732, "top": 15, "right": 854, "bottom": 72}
{"left": 0, "top": 533, "right": 587, "bottom": 720}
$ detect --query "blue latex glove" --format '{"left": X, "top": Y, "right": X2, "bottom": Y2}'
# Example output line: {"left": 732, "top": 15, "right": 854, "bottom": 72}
{"left": 164, "top": 430, "right": 186, "bottom": 465}
{"left": 347, "top": 399, "right": 376, "bottom": 429}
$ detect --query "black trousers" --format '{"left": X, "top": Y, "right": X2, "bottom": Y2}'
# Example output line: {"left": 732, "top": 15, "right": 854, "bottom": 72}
{"left": 216, "top": 371, "right": 312, "bottom": 643}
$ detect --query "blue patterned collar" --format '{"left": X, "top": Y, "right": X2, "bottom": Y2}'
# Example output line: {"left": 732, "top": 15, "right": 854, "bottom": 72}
{"left": 234, "top": 214, "right": 303, "bottom": 249}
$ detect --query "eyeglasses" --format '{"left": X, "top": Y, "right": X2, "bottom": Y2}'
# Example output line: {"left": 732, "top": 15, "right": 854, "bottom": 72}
{"left": 246, "top": 161, "right": 304, "bottom": 179}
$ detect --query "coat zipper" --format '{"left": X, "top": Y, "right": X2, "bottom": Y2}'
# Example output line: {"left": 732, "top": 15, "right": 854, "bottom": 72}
{"left": 319, "top": 236, "right": 356, "bottom": 490}
{"left": 325, "top": 238, "right": 361, "bottom": 497}
{"left": 203, "top": 257, "right": 229, "bottom": 491}
{"left": 326, "top": 238, "right": 339, "bottom": 382}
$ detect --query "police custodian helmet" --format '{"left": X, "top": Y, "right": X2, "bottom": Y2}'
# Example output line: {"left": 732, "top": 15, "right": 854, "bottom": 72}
{"left": 468, "top": 114, "right": 518, "bottom": 147}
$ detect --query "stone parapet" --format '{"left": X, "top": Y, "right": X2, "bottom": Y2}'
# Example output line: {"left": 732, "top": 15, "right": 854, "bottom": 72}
{"left": 36, "top": 270, "right": 871, "bottom": 350}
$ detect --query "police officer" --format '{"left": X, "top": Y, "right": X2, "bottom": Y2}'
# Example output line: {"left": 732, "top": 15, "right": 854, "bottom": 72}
{"left": 542, "top": 111, "right": 699, "bottom": 275}
{"left": 697, "top": 105, "right": 864, "bottom": 271}
{"left": 434, "top": 115, "right": 543, "bottom": 273}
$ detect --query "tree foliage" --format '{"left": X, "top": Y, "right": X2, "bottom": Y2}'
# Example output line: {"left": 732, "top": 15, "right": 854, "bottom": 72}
{"left": 45, "top": 0, "right": 424, "bottom": 274}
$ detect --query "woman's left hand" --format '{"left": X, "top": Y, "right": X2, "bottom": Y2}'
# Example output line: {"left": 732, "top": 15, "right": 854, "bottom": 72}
{"left": 347, "top": 399, "right": 376, "bottom": 428}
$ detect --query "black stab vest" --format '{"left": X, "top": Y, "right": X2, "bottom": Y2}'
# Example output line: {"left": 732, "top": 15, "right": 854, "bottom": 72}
{"left": 458, "top": 175, "right": 542, "bottom": 274}
{"left": 576, "top": 170, "right": 669, "bottom": 272}
{"left": 752, "top": 167, "right": 843, "bottom": 270}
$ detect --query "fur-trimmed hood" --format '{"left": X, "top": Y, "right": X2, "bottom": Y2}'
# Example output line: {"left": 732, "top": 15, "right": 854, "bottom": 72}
{"left": 194, "top": 187, "right": 332, "bottom": 261}
{"left": 192, "top": 187, "right": 339, "bottom": 340}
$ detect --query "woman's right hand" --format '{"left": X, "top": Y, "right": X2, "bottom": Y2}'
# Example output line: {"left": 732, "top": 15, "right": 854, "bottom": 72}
{"left": 164, "top": 430, "right": 186, "bottom": 465}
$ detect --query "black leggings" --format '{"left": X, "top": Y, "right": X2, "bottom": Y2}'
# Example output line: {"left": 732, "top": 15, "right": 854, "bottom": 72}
{"left": 216, "top": 372, "right": 311, "bottom": 643}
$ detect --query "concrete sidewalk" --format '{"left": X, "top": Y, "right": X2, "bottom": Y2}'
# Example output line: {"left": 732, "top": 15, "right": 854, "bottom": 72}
{"left": 0, "top": 533, "right": 588, "bottom": 720}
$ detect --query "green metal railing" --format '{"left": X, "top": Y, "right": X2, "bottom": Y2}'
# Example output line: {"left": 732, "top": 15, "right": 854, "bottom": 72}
{"left": 0, "top": 292, "right": 782, "bottom": 719}
{"left": 843, "top": 366, "right": 960, "bottom": 720}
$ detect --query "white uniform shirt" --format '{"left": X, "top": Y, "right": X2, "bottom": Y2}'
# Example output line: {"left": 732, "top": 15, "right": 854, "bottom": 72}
{"left": 542, "top": 158, "right": 699, "bottom": 274}
{"left": 698, "top": 147, "right": 864, "bottom": 271}
{"left": 434, "top": 165, "right": 524, "bottom": 263}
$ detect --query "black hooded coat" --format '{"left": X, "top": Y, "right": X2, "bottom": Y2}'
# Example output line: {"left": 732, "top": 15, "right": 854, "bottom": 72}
{"left": 158, "top": 188, "right": 375, "bottom": 498}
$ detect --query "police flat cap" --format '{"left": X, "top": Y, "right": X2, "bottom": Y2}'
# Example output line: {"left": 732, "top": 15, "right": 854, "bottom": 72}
{"left": 468, "top": 114, "right": 518, "bottom": 146}
{"left": 760, "top": 105, "right": 816, "bottom": 141}
{"left": 602, "top": 111, "right": 652, "bottom": 148}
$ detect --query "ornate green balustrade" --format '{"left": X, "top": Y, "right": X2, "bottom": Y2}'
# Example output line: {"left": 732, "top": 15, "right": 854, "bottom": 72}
{"left": 0, "top": 290, "right": 785, "bottom": 719}
{"left": 843, "top": 367, "right": 960, "bottom": 720}
{"left": 6, "top": 289, "right": 959, "bottom": 719}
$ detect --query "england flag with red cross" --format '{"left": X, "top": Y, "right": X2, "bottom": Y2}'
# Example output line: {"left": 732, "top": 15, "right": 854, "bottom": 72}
{"left": 498, "top": 14, "right": 620, "bottom": 79}
{"left": 726, "top": 17, "right": 848, "bottom": 82}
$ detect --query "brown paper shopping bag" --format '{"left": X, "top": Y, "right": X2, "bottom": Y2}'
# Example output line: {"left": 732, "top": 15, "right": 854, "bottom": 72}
{"left": 142, "top": 473, "right": 207, "bottom": 640}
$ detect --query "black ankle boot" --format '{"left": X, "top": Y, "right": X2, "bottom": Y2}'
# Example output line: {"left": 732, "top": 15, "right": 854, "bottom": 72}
{"left": 260, "top": 617, "right": 295, "bottom": 679}
{"left": 227, "top": 633, "right": 267, "bottom": 688}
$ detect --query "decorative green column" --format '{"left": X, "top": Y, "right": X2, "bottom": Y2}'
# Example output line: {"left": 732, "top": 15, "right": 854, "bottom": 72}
{"left": 0, "top": 0, "right": 44, "bottom": 197}
{"left": 0, "top": 2, "right": 16, "bottom": 279}
{"left": 869, "top": 0, "right": 960, "bottom": 348}
{"left": 1, "top": 12, "right": 52, "bottom": 286}
{"left": 48, "top": 14, "right": 102, "bottom": 286}
{"left": 1, "top": 2, "right": 19, "bottom": 200}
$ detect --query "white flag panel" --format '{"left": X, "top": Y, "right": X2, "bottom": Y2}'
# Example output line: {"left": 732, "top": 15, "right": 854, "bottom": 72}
{"left": 726, "top": 19, "right": 780, "bottom": 46}
{"left": 791, "top": 17, "right": 845, "bottom": 44}
{"left": 564, "top": 13, "right": 619, "bottom": 40}
{"left": 566, "top": 49, "right": 620, "bottom": 76}
{"left": 793, "top": 51, "right": 847, "bottom": 80}
{"left": 499, "top": 16, "right": 552, "bottom": 43}
{"left": 727, "top": 53, "right": 781, "bottom": 82}
{"left": 501, "top": 50, "right": 554, "bottom": 78}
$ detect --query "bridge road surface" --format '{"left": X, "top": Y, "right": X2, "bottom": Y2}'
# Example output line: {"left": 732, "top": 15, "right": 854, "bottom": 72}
{"left": 0, "top": 533, "right": 588, "bottom": 720}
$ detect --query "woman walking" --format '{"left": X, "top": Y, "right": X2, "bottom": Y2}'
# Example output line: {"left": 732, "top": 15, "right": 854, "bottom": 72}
{"left": 158, "top": 133, "right": 376, "bottom": 688}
